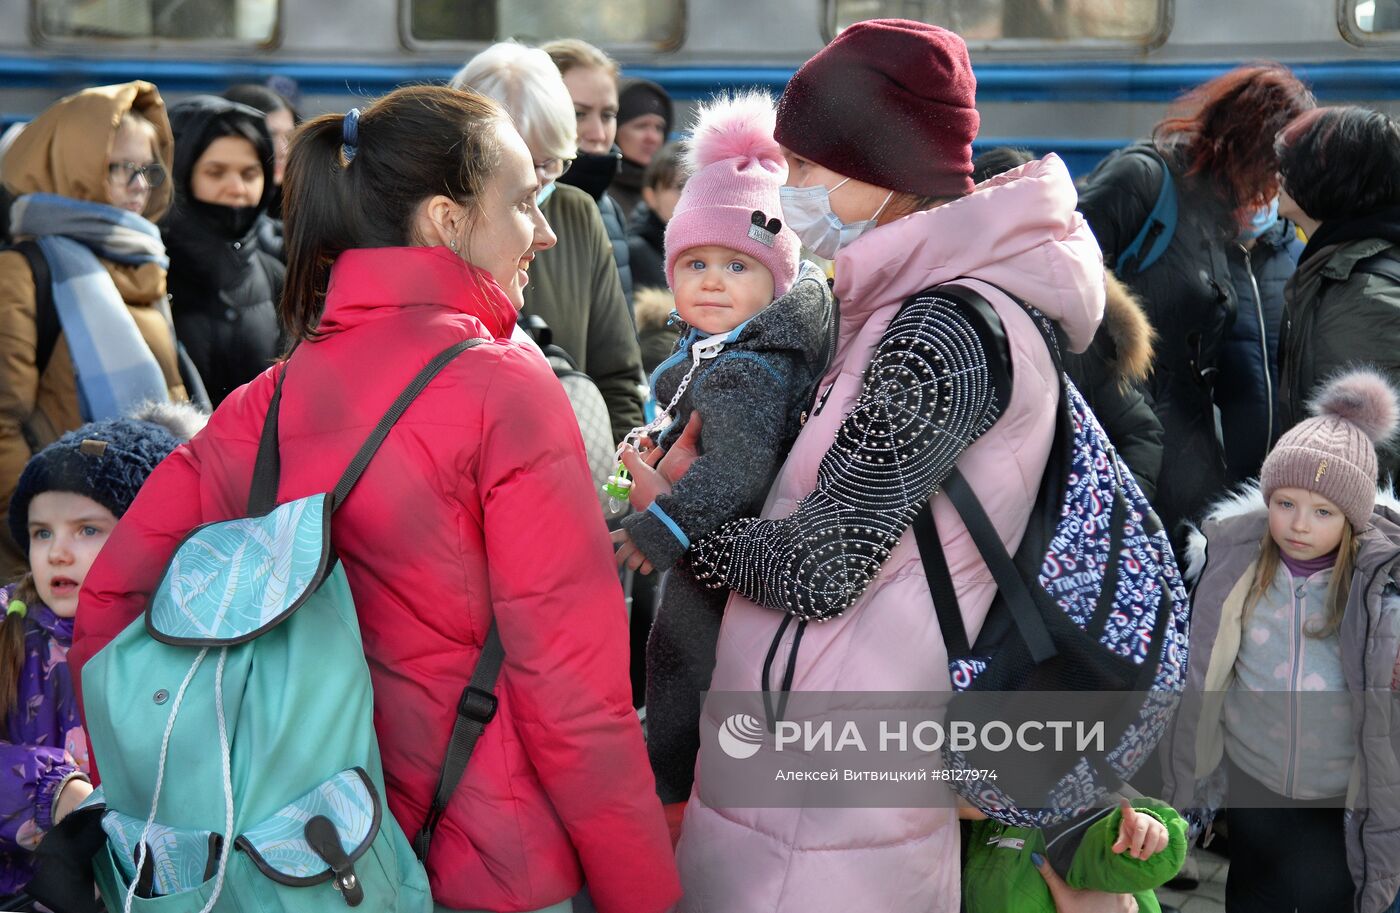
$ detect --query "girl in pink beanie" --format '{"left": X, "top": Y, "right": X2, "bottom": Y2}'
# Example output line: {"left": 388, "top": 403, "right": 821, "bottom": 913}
{"left": 608, "top": 91, "right": 831, "bottom": 817}
{"left": 1166, "top": 368, "right": 1400, "bottom": 913}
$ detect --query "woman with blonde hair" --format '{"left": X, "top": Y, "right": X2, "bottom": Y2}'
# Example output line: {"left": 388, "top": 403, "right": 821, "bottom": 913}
{"left": 453, "top": 41, "right": 644, "bottom": 442}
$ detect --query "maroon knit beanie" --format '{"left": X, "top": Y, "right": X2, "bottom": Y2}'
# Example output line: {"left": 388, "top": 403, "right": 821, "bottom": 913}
{"left": 775, "top": 19, "right": 979, "bottom": 198}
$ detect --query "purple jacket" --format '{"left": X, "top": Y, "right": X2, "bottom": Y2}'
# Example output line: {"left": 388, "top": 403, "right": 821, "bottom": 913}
{"left": 0, "top": 583, "right": 86, "bottom": 895}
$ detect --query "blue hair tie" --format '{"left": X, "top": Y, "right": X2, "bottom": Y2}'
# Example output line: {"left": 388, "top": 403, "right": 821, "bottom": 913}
{"left": 342, "top": 107, "right": 361, "bottom": 162}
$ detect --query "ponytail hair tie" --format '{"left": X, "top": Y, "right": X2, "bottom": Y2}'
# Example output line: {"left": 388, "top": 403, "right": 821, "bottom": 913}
{"left": 6, "top": 599, "right": 25, "bottom": 619}
{"left": 342, "top": 107, "right": 361, "bottom": 163}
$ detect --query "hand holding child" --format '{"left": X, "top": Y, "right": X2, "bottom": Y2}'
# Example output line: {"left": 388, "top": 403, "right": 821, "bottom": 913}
{"left": 619, "top": 444, "right": 670, "bottom": 512}
{"left": 1032, "top": 855, "right": 1140, "bottom": 913}
{"left": 1110, "top": 799, "right": 1169, "bottom": 861}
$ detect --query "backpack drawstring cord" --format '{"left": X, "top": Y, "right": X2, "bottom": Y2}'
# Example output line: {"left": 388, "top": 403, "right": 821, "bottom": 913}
{"left": 124, "top": 647, "right": 209, "bottom": 913}
{"left": 195, "top": 647, "right": 234, "bottom": 913}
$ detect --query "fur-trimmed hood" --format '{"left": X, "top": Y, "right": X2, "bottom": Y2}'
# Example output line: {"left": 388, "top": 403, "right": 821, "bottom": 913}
{"left": 634, "top": 286, "right": 676, "bottom": 335}
{"left": 1103, "top": 271, "right": 1155, "bottom": 386}
{"left": 1183, "top": 480, "right": 1400, "bottom": 583}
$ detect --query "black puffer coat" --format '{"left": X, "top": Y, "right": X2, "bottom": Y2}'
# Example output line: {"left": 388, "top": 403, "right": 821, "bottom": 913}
{"left": 162, "top": 96, "right": 284, "bottom": 406}
{"left": 1218, "top": 218, "right": 1303, "bottom": 485}
{"left": 1079, "top": 142, "right": 1237, "bottom": 538}
{"left": 627, "top": 202, "right": 667, "bottom": 293}
{"left": 598, "top": 192, "right": 634, "bottom": 310}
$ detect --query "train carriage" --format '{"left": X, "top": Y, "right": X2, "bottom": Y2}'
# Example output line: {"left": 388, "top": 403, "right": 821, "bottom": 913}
{"left": 2, "top": 0, "right": 1400, "bottom": 175}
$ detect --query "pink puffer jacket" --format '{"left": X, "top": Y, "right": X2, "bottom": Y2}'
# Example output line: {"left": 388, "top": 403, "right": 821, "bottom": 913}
{"left": 675, "top": 155, "right": 1105, "bottom": 913}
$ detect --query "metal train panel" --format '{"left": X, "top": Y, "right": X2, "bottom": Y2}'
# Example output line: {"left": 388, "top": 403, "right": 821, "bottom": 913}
{"left": 3, "top": 0, "right": 1400, "bottom": 173}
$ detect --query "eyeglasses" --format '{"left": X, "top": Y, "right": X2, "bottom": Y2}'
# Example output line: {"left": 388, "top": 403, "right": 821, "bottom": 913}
{"left": 533, "top": 156, "right": 575, "bottom": 181}
{"left": 107, "top": 161, "right": 167, "bottom": 190}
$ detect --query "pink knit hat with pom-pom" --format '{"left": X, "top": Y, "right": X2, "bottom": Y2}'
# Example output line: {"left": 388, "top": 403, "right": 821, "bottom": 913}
{"left": 665, "top": 91, "right": 799, "bottom": 297}
{"left": 1262, "top": 369, "right": 1400, "bottom": 528}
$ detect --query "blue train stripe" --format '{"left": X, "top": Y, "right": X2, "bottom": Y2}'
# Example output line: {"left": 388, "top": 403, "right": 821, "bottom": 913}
{"left": 4, "top": 56, "right": 1400, "bottom": 102}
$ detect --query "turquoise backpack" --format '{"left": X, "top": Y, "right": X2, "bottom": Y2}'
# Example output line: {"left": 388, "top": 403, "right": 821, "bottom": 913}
{"left": 79, "top": 340, "right": 505, "bottom": 912}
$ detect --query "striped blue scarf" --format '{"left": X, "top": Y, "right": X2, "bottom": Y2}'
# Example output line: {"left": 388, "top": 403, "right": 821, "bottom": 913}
{"left": 10, "top": 193, "right": 171, "bottom": 421}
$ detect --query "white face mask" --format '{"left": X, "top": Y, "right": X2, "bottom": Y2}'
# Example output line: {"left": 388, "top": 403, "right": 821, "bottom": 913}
{"left": 778, "top": 177, "right": 895, "bottom": 260}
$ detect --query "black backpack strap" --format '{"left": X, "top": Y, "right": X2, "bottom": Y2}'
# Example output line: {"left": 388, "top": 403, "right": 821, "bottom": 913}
{"left": 247, "top": 361, "right": 291, "bottom": 516}
{"left": 911, "top": 508, "right": 971, "bottom": 660}
{"left": 943, "top": 468, "right": 1058, "bottom": 664}
{"left": 414, "top": 620, "right": 504, "bottom": 861}
{"left": 7, "top": 241, "right": 59, "bottom": 378}
{"left": 251, "top": 338, "right": 487, "bottom": 516}
{"left": 330, "top": 338, "right": 488, "bottom": 511}
{"left": 909, "top": 281, "right": 1060, "bottom": 667}
{"left": 322, "top": 337, "right": 497, "bottom": 862}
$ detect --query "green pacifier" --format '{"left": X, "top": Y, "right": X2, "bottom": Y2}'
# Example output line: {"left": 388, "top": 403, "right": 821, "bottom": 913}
{"left": 603, "top": 461, "right": 633, "bottom": 512}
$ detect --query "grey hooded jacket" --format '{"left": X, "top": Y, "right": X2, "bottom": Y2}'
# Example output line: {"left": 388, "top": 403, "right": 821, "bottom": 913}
{"left": 1163, "top": 484, "right": 1400, "bottom": 913}
{"left": 623, "top": 260, "right": 831, "bottom": 804}
{"left": 621, "top": 260, "right": 831, "bottom": 569}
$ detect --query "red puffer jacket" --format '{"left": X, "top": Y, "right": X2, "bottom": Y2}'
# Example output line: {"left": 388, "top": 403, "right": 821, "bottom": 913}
{"left": 71, "top": 246, "right": 680, "bottom": 913}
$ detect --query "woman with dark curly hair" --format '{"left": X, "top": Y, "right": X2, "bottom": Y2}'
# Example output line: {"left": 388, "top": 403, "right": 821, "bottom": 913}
{"left": 1078, "top": 64, "right": 1315, "bottom": 541}
{"left": 1275, "top": 105, "right": 1400, "bottom": 484}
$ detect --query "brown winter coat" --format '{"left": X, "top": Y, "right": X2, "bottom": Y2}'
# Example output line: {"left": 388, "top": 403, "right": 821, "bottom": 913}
{"left": 634, "top": 286, "right": 679, "bottom": 376}
{"left": 0, "top": 82, "right": 187, "bottom": 575}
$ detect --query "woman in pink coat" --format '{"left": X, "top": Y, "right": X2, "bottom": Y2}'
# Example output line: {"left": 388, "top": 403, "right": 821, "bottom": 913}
{"left": 628, "top": 20, "right": 1126, "bottom": 913}
{"left": 71, "top": 86, "right": 679, "bottom": 913}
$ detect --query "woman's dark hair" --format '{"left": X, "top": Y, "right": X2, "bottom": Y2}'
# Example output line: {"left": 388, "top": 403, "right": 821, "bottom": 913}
{"left": 1277, "top": 106, "right": 1400, "bottom": 223}
{"left": 224, "top": 83, "right": 297, "bottom": 121}
{"left": 1153, "top": 63, "right": 1315, "bottom": 215}
{"left": 0, "top": 575, "right": 36, "bottom": 729}
{"left": 643, "top": 140, "right": 687, "bottom": 191}
{"left": 971, "top": 146, "right": 1034, "bottom": 184}
{"left": 281, "top": 85, "right": 507, "bottom": 341}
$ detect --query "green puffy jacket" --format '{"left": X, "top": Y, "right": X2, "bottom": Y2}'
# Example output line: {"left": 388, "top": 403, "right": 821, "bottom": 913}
{"left": 1278, "top": 237, "right": 1400, "bottom": 483}
{"left": 964, "top": 800, "right": 1188, "bottom": 913}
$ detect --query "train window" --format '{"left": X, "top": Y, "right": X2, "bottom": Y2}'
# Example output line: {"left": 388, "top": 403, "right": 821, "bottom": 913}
{"left": 828, "top": 0, "right": 1163, "bottom": 43}
{"left": 406, "top": 0, "right": 684, "bottom": 48}
{"left": 36, "top": 0, "right": 277, "bottom": 43}
{"left": 1350, "top": 0, "right": 1400, "bottom": 34}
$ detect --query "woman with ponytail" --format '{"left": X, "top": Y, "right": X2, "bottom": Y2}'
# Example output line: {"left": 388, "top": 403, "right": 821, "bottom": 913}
{"left": 0, "top": 412, "right": 186, "bottom": 904}
{"left": 70, "top": 85, "right": 680, "bottom": 913}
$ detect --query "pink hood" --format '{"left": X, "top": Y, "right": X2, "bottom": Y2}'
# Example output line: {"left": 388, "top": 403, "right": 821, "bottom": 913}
{"left": 834, "top": 153, "right": 1103, "bottom": 358}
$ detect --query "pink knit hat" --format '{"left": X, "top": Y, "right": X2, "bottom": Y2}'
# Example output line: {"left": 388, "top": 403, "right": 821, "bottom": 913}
{"left": 1261, "top": 369, "right": 1400, "bottom": 528}
{"left": 665, "top": 91, "right": 799, "bottom": 297}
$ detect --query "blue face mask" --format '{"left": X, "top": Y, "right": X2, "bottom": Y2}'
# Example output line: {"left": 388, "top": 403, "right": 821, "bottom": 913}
{"left": 536, "top": 181, "right": 557, "bottom": 208}
{"left": 1238, "top": 196, "right": 1280, "bottom": 241}
{"left": 778, "top": 178, "right": 894, "bottom": 260}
